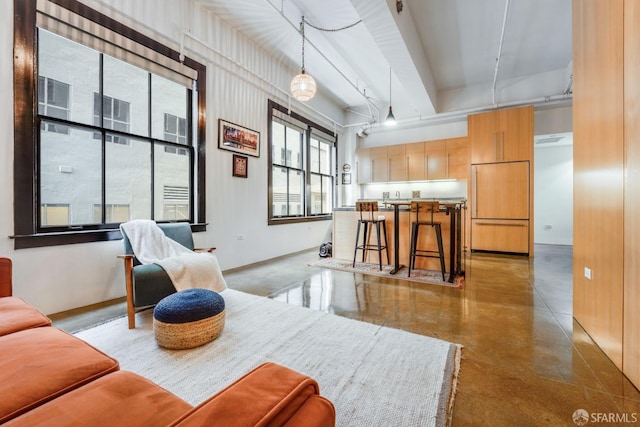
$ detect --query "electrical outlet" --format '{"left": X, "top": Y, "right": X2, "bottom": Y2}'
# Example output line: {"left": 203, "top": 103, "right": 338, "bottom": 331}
{"left": 584, "top": 267, "right": 592, "bottom": 280}
{"left": 544, "top": 224, "right": 552, "bottom": 230}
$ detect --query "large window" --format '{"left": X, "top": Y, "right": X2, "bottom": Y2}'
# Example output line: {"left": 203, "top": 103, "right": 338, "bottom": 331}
{"left": 13, "top": 0, "right": 207, "bottom": 248}
{"left": 38, "top": 29, "right": 192, "bottom": 228}
{"left": 268, "top": 100, "right": 336, "bottom": 223}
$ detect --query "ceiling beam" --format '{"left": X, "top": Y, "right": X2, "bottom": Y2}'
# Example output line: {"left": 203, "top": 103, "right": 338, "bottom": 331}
{"left": 349, "top": 0, "right": 438, "bottom": 116}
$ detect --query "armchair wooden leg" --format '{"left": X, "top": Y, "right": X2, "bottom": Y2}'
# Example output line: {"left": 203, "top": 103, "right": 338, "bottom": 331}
{"left": 118, "top": 255, "right": 136, "bottom": 329}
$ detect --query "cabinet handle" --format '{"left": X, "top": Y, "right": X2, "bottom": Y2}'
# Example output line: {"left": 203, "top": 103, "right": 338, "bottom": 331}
{"left": 494, "top": 133, "right": 498, "bottom": 161}
{"left": 501, "top": 131, "right": 505, "bottom": 161}
{"left": 473, "top": 166, "right": 478, "bottom": 217}
{"left": 406, "top": 156, "right": 409, "bottom": 180}
{"left": 475, "top": 222, "right": 527, "bottom": 227}
{"left": 425, "top": 154, "right": 429, "bottom": 178}
{"left": 446, "top": 153, "right": 450, "bottom": 178}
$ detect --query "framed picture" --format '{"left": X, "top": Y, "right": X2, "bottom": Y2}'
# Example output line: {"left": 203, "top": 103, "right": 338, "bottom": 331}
{"left": 218, "top": 119, "right": 260, "bottom": 157}
{"left": 232, "top": 154, "right": 248, "bottom": 178}
{"left": 342, "top": 173, "right": 352, "bottom": 185}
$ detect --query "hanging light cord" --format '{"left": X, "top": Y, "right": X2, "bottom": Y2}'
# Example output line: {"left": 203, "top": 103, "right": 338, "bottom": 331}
{"left": 299, "top": 17, "right": 362, "bottom": 71}
{"left": 303, "top": 16, "right": 363, "bottom": 33}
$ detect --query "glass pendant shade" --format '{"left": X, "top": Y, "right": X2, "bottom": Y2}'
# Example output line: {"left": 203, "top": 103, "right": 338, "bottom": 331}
{"left": 290, "top": 70, "right": 317, "bottom": 102}
{"left": 385, "top": 106, "right": 397, "bottom": 126}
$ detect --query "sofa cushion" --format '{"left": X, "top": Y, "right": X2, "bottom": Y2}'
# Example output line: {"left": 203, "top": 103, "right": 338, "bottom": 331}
{"left": 0, "top": 297, "right": 51, "bottom": 337}
{"left": 4, "top": 370, "right": 193, "bottom": 427}
{"left": 0, "top": 327, "right": 119, "bottom": 423}
{"left": 170, "top": 362, "right": 336, "bottom": 427}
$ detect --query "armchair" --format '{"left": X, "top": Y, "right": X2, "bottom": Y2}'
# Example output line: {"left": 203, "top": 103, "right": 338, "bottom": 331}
{"left": 118, "top": 222, "right": 216, "bottom": 329}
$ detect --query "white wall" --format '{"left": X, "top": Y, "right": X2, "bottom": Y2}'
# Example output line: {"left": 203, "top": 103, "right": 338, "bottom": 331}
{"left": 534, "top": 144, "right": 573, "bottom": 245}
{"left": 1, "top": 0, "right": 343, "bottom": 315}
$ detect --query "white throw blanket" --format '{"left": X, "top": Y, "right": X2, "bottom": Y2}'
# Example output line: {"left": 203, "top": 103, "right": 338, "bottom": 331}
{"left": 120, "top": 220, "right": 227, "bottom": 293}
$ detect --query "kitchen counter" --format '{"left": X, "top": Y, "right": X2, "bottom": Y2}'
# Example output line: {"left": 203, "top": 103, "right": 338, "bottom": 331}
{"left": 335, "top": 198, "right": 467, "bottom": 211}
{"left": 332, "top": 199, "right": 466, "bottom": 283}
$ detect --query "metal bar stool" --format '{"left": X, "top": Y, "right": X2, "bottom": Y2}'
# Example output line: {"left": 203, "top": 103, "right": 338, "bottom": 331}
{"left": 353, "top": 201, "right": 389, "bottom": 270}
{"left": 408, "top": 201, "right": 446, "bottom": 280}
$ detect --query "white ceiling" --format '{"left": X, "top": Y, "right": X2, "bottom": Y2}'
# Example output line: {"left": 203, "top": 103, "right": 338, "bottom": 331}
{"left": 197, "top": 0, "right": 572, "bottom": 128}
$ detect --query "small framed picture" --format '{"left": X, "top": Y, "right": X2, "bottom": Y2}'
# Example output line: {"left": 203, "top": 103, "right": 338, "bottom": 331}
{"left": 218, "top": 119, "right": 260, "bottom": 157}
{"left": 232, "top": 154, "right": 248, "bottom": 178}
{"left": 342, "top": 172, "right": 352, "bottom": 185}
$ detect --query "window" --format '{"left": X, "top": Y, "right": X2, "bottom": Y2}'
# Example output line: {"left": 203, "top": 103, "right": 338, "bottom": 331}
{"left": 36, "top": 29, "right": 192, "bottom": 229}
{"left": 93, "top": 93, "right": 131, "bottom": 145}
{"left": 13, "top": 0, "right": 207, "bottom": 248}
{"left": 38, "top": 76, "right": 70, "bottom": 134}
{"left": 268, "top": 100, "right": 336, "bottom": 223}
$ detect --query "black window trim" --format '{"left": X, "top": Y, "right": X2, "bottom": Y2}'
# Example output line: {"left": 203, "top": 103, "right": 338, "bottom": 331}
{"left": 267, "top": 99, "right": 336, "bottom": 226}
{"left": 12, "top": 0, "right": 208, "bottom": 249}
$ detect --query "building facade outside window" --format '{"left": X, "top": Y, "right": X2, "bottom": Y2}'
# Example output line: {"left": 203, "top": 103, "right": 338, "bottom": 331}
{"left": 38, "top": 76, "right": 70, "bottom": 135}
{"left": 268, "top": 100, "right": 336, "bottom": 224}
{"left": 37, "top": 28, "right": 193, "bottom": 228}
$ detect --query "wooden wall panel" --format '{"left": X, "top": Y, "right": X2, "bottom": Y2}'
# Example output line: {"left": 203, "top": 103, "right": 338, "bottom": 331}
{"left": 573, "top": 0, "right": 624, "bottom": 368}
{"left": 623, "top": 0, "right": 640, "bottom": 387}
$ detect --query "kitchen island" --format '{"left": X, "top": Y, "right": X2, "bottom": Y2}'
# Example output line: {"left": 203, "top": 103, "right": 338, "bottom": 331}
{"left": 332, "top": 199, "right": 466, "bottom": 283}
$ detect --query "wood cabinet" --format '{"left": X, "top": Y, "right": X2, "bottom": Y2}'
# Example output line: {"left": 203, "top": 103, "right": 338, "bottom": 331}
{"left": 471, "top": 162, "right": 529, "bottom": 219}
{"left": 425, "top": 140, "right": 446, "bottom": 180}
{"left": 468, "top": 105, "right": 533, "bottom": 255}
{"left": 355, "top": 148, "right": 371, "bottom": 183}
{"left": 446, "top": 137, "right": 469, "bottom": 179}
{"left": 388, "top": 145, "right": 407, "bottom": 181}
{"left": 470, "top": 161, "right": 530, "bottom": 254}
{"left": 406, "top": 142, "right": 425, "bottom": 180}
{"left": 469, "top": 106, "right": 533, "bottom": 164}
{"left": 354, "top": 137, "right": 469, "bottom": 183}
{"left": 370, "top": 146, "right": 388, "bottom": 182}
{"left": 470, "top": 219, "right": 529, "bottom": 253}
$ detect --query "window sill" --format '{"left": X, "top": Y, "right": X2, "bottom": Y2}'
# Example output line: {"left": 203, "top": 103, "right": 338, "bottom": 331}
{"left": 11, "top": 223, "right": 208, "bottom": 249}
{"left": 268, "top": 215, "right": 332, "bottom": 226}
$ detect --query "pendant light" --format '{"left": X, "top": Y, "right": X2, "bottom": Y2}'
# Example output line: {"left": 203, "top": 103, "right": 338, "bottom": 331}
{"left": 290, "top": 17, "right": 317, "bottom": 102}
{"left": 385, "top": 67, "right": 397, "bottom": 126}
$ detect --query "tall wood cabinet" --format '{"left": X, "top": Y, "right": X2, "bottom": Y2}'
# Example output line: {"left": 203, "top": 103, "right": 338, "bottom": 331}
{"left": 468, "top": 105, "right": 533, "bottom": 255}
{"left": 573, "top": 0, "right": 640, "bottom": 389}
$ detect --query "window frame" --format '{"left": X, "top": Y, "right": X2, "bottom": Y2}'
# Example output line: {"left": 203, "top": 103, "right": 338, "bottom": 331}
{"left": 267, "top": 100, "right": 336, "bottom": 225}
{"left": 13, "top": 0, "right": 208, "bottom": 249}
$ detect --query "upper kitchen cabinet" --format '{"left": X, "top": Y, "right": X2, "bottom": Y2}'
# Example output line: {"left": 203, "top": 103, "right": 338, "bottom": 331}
{"left": 425, "top": 140, "right": 447, "bottom": 180}
{"left": 469, "top": 105, "right": 533, "bottom": 164}
{"left": 388, "top": 144, "right": 407, "bottom": 181}
{"left": 446, "top": 137, "right": 469, "bottom": 180}
{"left": 406, "top": 142, "right": 425, "bottom": 181}
{"left": 355, "top": 148, "right": 372, "bottom": 183}
{"left": 370, "top": 146, "right": 389, "bottom": 182}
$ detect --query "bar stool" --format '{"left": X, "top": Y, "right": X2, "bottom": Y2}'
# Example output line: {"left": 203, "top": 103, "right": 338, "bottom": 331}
{"left": 408, "top": 201, "right": 446, "bottom": 280}
{"left": 353, "top": 201, "right": 389, "bottom": 270}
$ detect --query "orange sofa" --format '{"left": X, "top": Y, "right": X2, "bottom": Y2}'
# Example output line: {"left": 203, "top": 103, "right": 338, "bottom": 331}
{"left": 0, "top": 258, "right": 335, "bottom": 426}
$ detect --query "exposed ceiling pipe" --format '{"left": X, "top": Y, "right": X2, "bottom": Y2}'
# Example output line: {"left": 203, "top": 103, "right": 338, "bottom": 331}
{"left": 363, "top": 92, "right": 572, "bottom": 132}
{"left": 492, "top": 0, "right": 510, "bottom": 106}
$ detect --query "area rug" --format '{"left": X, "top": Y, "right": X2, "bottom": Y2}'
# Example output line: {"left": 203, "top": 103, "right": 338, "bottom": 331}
{"left": 310, "top": 258, "right": 461, "bottom": 288}
{"left": 75, "top": 289, "right": 461, "bottom": 427}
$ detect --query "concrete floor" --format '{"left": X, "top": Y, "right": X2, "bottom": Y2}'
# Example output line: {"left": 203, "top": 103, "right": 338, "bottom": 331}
{"left": 51, "top": 244, "right": 640, "bottom": 426}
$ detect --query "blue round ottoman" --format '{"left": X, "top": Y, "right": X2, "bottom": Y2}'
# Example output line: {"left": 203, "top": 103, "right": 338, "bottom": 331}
{"left": 153, "top": 289, "right": 225, "bottom": 349}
